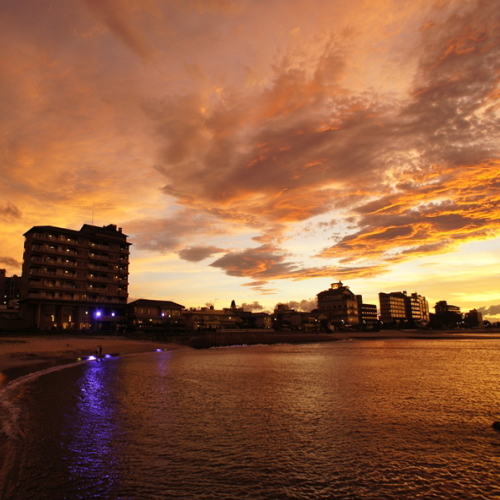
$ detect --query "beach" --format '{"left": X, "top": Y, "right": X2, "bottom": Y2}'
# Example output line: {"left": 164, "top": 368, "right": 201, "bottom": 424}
{"left": 0, "top": 334, "right": 186, "bottom": 388}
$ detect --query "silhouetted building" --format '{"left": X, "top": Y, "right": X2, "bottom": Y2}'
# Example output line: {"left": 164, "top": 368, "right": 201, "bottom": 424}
{"left": 435, "top": 300, "right": 460, "bottom": 315}
{"left": 317, "top": 282, "right": 360, "bottom": 327}
{"left": 272, "top": 305, "right": 320, "bottom": 331}
{"left": 0, "top": 269, "right": 21, "bottom": 309}
{"left": 20, "top": 224, "right": 130, "bottom": 331}
{"left": 182, "top": 306, "right": 242, "bottom": 330}
{"left": 355, "top": 295, "right": 378, "bottom": 326}
{"left": 464, "top": 309, "right": 483, "bottom": 328}
{"left": 431, "top": 300, "right": 462, "bottom": 329}
{"left": 127, "top": 299, "right": 184, "bottom": 330}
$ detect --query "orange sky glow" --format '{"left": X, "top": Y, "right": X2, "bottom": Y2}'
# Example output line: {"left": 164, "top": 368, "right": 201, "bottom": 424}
{"left": 1, "top": 0, "right": 500, "bottom": 317}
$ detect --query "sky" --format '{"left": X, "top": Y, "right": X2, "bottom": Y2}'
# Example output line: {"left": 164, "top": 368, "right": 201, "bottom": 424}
{"left": 1, "top": 0, "right": 500, "bottom": 317}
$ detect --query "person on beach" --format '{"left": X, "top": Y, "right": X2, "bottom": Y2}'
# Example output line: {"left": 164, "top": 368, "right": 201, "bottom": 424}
{"left": 96, "top": 345, "right": 103, "bottom": 361}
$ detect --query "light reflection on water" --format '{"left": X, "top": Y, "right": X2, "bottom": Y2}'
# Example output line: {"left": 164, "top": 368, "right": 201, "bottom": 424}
{"left": 2, "top": 340, "right": 500, "bottom": 499}
{"left": 63, "top": 361, "right": 121, "bottom": 498}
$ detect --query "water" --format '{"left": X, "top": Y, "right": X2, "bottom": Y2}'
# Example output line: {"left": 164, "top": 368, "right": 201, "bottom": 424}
{"left": 2, "top": 339, "right": 500, "bottom": 499}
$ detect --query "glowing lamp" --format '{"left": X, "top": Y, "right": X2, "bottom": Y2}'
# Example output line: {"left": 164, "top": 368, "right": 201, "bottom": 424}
{"left": 95, "top": 310, "right": 102, "bottom": 318}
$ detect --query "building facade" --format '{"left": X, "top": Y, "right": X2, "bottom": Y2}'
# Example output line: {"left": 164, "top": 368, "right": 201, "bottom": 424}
{"left": 182, "top": 306, "right": 243, "bottom": 331}
{"left": 127, "top": 299, "right": 184, "bottom": 330}
{"left": 379, "top": 292, "right": 407, "bottom": 324}
{"left": 317, "top": 282, "right": 360, "bottom": 327}
{"left": 20, "top": 224, "right": 130, "bottom": 331}
{"left": 379, "top": 291, "right": 429, "bottom": 326}
{"left": 407, "top": 293, "right": 430, "bottom": 324}
{"left": 355, "top": 295, "right": 378, "bottom": 326}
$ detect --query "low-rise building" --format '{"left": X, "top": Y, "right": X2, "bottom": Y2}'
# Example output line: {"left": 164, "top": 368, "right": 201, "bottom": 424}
{"left": 127, "top": 299, "right": 185, "bottom": 330}
{"left": 182, "top": 306, "right": 242, "bottom": 331}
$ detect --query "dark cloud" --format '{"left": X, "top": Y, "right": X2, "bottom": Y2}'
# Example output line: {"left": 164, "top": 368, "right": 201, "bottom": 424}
{"left": 210, "top": 245, "right": 297, "bottom": 278}
{"left": 209, "top": 242, "right": 390, "bottom": 282}
{"left": 178, "top": 245, "right": 225, "bottom": 262}
{"left": 0, "top": 203, "right": 21, "bottom": 222}
{"left": 477, "top": 305, "right": 500, "bottom": 317}
{"left": 240, "top": 301, "right": 266, "bottom": 311}
{"left": 0, "top": 257, "right": 21, "bottom": 268}
{"left": 275, "top": 298, "right": 317, "bottom": 312}
{"left": 125, "top": 209, "right": 224, "bottom": 252}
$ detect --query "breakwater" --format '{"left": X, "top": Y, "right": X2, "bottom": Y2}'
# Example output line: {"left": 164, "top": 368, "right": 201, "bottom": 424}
{"left": 188, "top": 330, "right": 338, "bottom": 348}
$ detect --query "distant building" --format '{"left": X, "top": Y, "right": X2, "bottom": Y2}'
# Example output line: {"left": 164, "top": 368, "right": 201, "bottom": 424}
{"left": 379, "top": 292, "right": 407, "bottom": 324}
{"left": 182, "top": 306, "right": 242, "bottom": 331}
{"left": 127, "top": 299, "right": 184, "bottom": 330}
{"left": 464, "top": 309, "right": 483, "bottom": 328}
{"left": 431, "top": 301, "right": 462, "bottom": 329}
{"left": 0, "top": 269, "right": 21, "bottom": 309}
{"left": 379, "top": 291, "right": 429, "bottom": 326}
{"left": 407, "top": 293, "right": 430, "bottom": 324}
{"left": 20, "top": 224, "right": 130, "bottom": 331}
{"left": 317, "top": 282, "right": 360, "bottom": 327}
{"left": 355, "top": 295, "right": 378, "bottom": 326}
{"left": 272, "top": 305, "right": 320, "bottom": 332}
{"left": 435, "top": 301, "right": 461, "bottom": 315}
{"left": 236, "top": 311, "right": 273, "bottom": 329}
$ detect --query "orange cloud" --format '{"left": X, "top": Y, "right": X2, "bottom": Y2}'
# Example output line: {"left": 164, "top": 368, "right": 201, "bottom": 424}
{"left": 1, "top": 0, "right": 499, "bottom": 302}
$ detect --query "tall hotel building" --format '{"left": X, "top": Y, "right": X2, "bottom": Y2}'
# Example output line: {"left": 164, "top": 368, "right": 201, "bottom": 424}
{"left": 20, "top": 224, "right": 130, "bottom": 331}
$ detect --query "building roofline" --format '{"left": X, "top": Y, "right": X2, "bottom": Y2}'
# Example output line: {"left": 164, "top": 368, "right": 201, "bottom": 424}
{"left": 128, "top": 299, "right": 185, "bottom": 308}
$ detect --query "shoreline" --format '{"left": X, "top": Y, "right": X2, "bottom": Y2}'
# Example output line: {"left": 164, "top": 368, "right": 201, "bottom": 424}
{"left": 0, "top": 333, "right": 187, "bottom": 388}
{"left": 1, "top": 329, "right": 499, "bottom": 387}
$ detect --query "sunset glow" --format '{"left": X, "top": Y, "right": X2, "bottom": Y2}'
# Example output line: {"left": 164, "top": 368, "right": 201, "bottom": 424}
{"left": 1, "top": 0, "right": 499, "bottom": 316}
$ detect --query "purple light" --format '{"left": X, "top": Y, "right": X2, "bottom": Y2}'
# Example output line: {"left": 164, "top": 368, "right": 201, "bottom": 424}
{"left": 95, "top": 310, "right": 102, "bottom": 318}
{"left": 156, "top": 349, "right": 163, "bottom": 352}
{"left": 111, "top": 312, "right": 115, "bottom": 317}
{"left": 105, "top": 354, "right": 112, "bottom": 359}
{"left": 88, "top": 355, "right": 96, "bottom": 360}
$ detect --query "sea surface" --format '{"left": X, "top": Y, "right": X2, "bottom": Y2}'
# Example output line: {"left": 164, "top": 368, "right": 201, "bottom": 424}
{"left": 1, "top": 339, "right": 500, "bottom": 499}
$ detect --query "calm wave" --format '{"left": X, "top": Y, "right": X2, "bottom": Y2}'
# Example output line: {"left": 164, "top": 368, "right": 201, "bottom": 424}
{"left": 2, "top": 340, "right": 500, "bottom": 499}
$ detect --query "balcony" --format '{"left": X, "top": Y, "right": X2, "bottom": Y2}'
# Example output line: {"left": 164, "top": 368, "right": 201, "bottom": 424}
{"left": 88, "top": 252, "right": 110, "bottom": 261}
{"left": 88, "top": 262, "right": 111, "bottom": 271}
{"left": 89, "top": 242, "right": 111, "bottom": 251}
